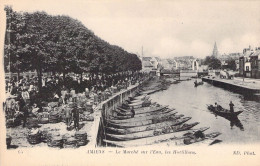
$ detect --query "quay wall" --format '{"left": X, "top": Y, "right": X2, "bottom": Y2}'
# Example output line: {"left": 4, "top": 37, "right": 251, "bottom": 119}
{"left": 202, "top": 77, "right": 260, "bottom": 95}
{"left": 88, "top": 84, "right": 140, "bottom": 147}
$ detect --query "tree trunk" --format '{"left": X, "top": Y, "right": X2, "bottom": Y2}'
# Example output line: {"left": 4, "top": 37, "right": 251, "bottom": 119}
{"left": 17, "top": 70, "right": 20, "bottom": 81}
{"left": 63, "top": 70, "right": 66, "bottom": 81}
{"left": 80, "top": 73, "right": 83, "bottom": 82}
{"left": 37, "top": 67, "right": 42, "bottom": 93}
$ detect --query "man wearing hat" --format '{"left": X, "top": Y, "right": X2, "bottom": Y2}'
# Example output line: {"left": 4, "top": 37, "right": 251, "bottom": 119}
{"left": 71, "top": 104, "right": 80, "bottom": 131}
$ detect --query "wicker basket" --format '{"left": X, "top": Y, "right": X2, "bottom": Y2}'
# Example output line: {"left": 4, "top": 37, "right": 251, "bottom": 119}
{"left": 49, "top": 111, "right": 61, "bottom": 123}
{"left": 6, "top": 135, "right": 12, "bottom": 147}
{"left": 63, "top": 137, "right": 78, "bottom": 148}
{"left": 38, "top": 118, "right": 49, "bottom": 124}
{"left": 47, "top": 135, "right": 63, "bottom": 148}
{"left": 27, "top": 118, "right": 40, "bottom": 129}
{"left": 48, "top": 102, "right": 59, "bottom": 108}
{"left": 75, "top": 131, "right": 88, "bottom": 146}
{"left": 27, "top": 129, "right": 42, "bottom": 144}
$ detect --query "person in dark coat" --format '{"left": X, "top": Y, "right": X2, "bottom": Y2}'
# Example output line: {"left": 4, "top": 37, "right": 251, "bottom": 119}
{"left": 229, "top": 101, "right": 234, "bottom": 113}
{"left": 21, "top": 104, "right": 29, "bottom": 127}
{"left": 131, "top": 107, "right": 135, "bottom": 118}
{"left": 71, "top": 105, "right": 80, "bottom": 130}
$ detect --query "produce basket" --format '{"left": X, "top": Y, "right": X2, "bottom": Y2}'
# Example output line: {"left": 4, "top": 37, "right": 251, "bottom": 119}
{"left": 47, "top": 134, "right": 63, "bottom": 148}
{"left": 27, "top": 129, "right": 42, "bottom": 144}
{"left": 63, "top": 137, "right": 78, "bottom": 148}
{"left": 75, "top": 131, "right": 88, "bottom": 146}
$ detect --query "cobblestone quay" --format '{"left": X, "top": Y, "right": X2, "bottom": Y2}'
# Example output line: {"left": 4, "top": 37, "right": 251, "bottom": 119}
{"left": 202, "top": 77, "right": 260, "bottom": 95}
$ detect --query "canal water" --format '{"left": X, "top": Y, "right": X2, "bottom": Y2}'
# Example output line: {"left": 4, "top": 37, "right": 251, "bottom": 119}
{"left": 150, "top": 78, "right": 260, "bottom": 144}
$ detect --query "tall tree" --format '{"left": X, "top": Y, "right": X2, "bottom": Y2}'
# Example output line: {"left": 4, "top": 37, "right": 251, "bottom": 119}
{"left": 203, "top": 56, "right": 221, "bottom": 69}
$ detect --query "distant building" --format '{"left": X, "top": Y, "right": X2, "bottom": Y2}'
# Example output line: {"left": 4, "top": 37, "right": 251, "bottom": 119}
{"left": 220, "top": 53, "right": 242, "bottom": 61}
{"left": 160, "top": 59, "right": 177, "bottom": 70}
{"left": 173, "top": 56, "right": 195, "bottom": 70}
{"left": 239, "top": 46, "right": 260, "bottom": 78}
{"left": 219, "top": 52, "right": 242, "bottom": 70}
{"left": 141, "top": 57, "right": 159, "bottom": 74}
{"left": 212, "top": 42, "right": 219, "bottom": 57}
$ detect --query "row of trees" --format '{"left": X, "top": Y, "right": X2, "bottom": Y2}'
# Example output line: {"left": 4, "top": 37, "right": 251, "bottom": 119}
{"left": 4, "top": 6, "right": 142, "bottom": 91}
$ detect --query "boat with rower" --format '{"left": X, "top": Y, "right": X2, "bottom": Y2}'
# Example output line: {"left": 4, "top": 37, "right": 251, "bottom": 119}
{"left": 103, "top": 127, "right": 209, "bottom": 147}
{"left": 106, "top": 117, "right": 191, "bottom": 134}
{"left": 207, "top": 104, "right": 243, "bottom": 118}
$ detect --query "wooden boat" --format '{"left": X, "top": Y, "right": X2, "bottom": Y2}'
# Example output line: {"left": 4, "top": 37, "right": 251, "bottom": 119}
{"left": 106, "top": 114, "right": 184, "bottom": 128}
{"left": 107, "top": 110, "right": 177, "bottom": 124}
{"left": 123, "top": 99, "right": 152, "bottom": 109}
{"left": 106, "top": 122, "right": 199, "bottom": 140}
{"left": 103, "top": 127, "right": 209, "bottom": 147}
{"left": 138, "top": 88, "right": 161, "bottom": 95}
{"left": 207, "top": 105, "right": 243, "bottom": 118}
{"left": 194, "top": 81, "right": 203, "bottom": 87}
{"left": 110, "top": 108, "right": 172, "bottom": 120}
{"left": 183, "top": 132, "right": 221, "bottom": 145}
{"left": 106, "top": 117, "right": 192, "bottom": 134}
{"left": 129, "top": 94, "right": 148, "bottom": 100}
{"left": 127, "top": 99, "right": 150, "bottom": 106}
{"left": 127, "top": 96, "right": 150, "bottom": 103}
{"left": 117, "top": 105, "right": 168, "bottom": 115}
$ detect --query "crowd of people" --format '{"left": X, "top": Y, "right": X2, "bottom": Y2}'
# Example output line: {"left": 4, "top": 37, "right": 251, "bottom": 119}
{"left": 4, "top": 71, "right": 148, "bottom": 128}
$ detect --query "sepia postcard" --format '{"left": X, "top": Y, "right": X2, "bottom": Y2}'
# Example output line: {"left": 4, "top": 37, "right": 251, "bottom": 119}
{"left": 0, "top": 0, "right": 259, "bottom": 165}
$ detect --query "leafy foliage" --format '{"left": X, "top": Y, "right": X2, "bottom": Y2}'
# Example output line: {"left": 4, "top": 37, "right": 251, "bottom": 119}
{"left": 224, "top": 59, "right": 237, "bottom": 71}
{"left": 203, "top": 56, "right": 221, "bottom": 69}
{"left": 4, "top": 6, "right": 142, "bottom": 88}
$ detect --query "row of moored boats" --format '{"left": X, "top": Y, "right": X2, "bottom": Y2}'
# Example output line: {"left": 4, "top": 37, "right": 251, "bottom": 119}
{"left": 102, "top": 87, "right": 221, "bottom": 147}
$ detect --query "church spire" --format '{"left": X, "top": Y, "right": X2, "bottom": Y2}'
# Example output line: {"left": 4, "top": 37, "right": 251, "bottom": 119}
{"left": 212, "top": 41, "right": 219, "bottom": 57}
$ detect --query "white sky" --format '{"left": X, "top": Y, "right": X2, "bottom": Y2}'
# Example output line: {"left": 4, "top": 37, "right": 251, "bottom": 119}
{"left": 1, "top": 0, "right": 260, "bottom": 58}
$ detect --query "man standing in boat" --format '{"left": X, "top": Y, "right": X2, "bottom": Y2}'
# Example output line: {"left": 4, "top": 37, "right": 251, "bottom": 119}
{"left": 229, "top": 101, "right": 234, "bottom": 113}
{"left": 214, "top": 102, "right": 218, "bottom": 111}
{"left": 131, "top": 107, "right": 135, "bottom": 118}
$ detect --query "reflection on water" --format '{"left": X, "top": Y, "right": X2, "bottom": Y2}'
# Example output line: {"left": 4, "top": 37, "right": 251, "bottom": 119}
{"left": 216, "top": 114, "right": 244, "bottom": 131}
{"left": 150, "top": 78, "right": 260, "bottom": 144}
{"left": 229, "top": 117, "right": 244, "bottom": 131}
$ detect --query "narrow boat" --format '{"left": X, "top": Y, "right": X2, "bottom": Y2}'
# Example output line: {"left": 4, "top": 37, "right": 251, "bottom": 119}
{"left": 138, "top": 88, "right": 161, "bottom": 95}
{"left": 110, "top": 108, "right": 172, "bottom": 120}
{"left": 117, "top": 105, "right": 168, "bottom": 115}
{"left": 106, "top": 114, "right": 184, "bottom": 128}
{"left": 106, "top": 117, "right": 191, "bottom": 134}
{"left": 107, "top": 110, "right": 177, "bottom": 124}
{"left": 127, "top": 99, "right": 151, "bottom": 106}
{"left": 183, "top": 132, "right": 221, "bottom": 145}
{"left": 127, "top": 96, "right": 150, "bottom": 103}
{"left": 103, "top": 127, "right": 209, "bottom": 147}
{"left": 129, "top": 94, "right": 148, "bottom": 100}
{"left": 122, "top": 100, "right": 152, "bottom": 109}
{"left": 106, "top": 122, "right": 199, "bottom": 141}
{"left": 207, "top": 105, "right": 243, "bottom": 118}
